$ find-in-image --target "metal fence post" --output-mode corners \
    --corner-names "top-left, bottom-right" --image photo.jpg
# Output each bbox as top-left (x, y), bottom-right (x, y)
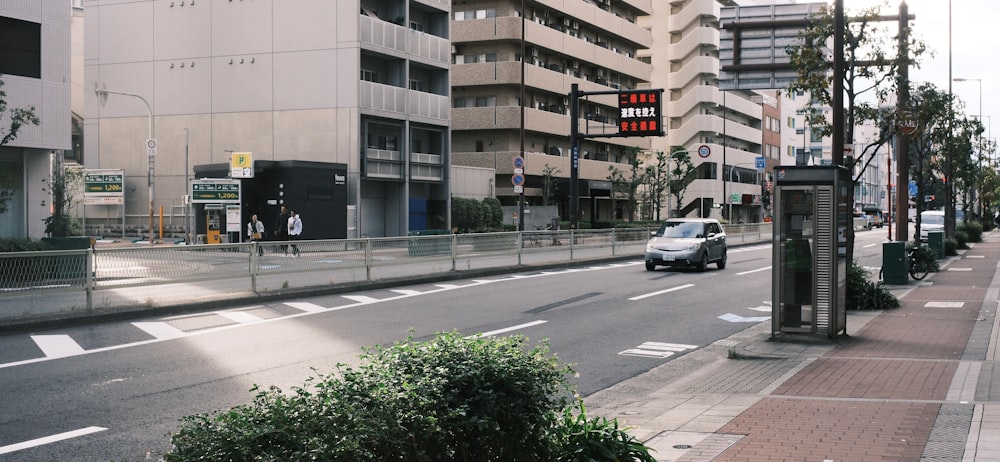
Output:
top-left (249, 243), bottom-right (258, 293)
top-left (611, 228), bottom-right (617, 256)
top-left (86, 247), bottom-right (94, 312)
top-left (451, 234), bottom-right (457, 271)
top-left (570, 230), bottom-right (575, 260)
top-left (517, 231), bottom-right (523, 265)
top-left (365, 238), bottom-right (372, 281)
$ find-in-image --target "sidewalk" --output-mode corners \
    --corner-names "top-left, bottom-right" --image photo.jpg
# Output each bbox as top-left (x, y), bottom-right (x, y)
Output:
top-left (585, 230), bottom-right (1000, 461)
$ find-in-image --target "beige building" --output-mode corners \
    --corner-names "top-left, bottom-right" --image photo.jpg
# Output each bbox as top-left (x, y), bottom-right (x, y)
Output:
top-left (639, 0), bottom-right (768, 224)
top-left (0, 1), bottom-right (73, 239)
top-left (450, 0), bottom-right (654, 227)
top-left (84, 0), bottom-right (451, 239)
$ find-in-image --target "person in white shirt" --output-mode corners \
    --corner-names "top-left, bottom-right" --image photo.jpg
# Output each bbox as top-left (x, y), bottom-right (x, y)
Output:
top-left (247, 214), bottom-right (265, 256)
top-left (287, 210), bottom-right (302, 256)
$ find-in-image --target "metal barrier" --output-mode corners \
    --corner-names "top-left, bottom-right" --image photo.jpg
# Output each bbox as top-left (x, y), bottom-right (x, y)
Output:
top-left (0, 224), bottom-right (771, 325)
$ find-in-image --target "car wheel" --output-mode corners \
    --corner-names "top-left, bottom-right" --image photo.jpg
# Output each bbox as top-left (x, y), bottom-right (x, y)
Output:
top-left (698, 252), bottom-right (709, 272)
top-left (645, 262), bottom-right (656, 271)
top-left (717, 250), bottom-right (727, 269)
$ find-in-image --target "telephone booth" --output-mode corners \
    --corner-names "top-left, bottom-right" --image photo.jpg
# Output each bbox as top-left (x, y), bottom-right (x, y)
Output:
top-left (771, 166), bottom-right (848, 338)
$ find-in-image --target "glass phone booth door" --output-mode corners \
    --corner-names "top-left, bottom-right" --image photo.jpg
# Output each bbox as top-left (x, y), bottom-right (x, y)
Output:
top-left (777, 187), bottom-right (815, 332)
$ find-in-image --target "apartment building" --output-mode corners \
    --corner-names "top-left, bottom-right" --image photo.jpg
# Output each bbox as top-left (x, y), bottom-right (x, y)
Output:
top-left (84, 0), bottom-right (450, 239)
top-left (450, 0), bottom-right (654, 227)
top-left (639, 0), bottom-right (768, 224)
top-left (0, 1), bottom-right (72, 239)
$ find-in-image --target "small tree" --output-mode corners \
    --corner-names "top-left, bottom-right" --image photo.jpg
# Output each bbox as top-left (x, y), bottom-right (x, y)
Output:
top-left (44, 160), bottom-right (83, 237)
top-left (541, 163), bottom-right (561, 207)
top-left (666, 147), bottom-right (697, 218)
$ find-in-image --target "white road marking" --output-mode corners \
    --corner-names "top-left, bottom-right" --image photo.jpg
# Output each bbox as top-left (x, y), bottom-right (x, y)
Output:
top-left (342, 295), bottom-right (380, 303)
top-left (748, 305), bottom-right (771, 312)
top-left (0, 426), bottom-right (108, 455)
top-left (390, 289), bottom-right (423, 296)
top-left (719, 313), bottom-right (771, 323)
top-left (966, 255), bottom-right (985, 259)
top-left (31, 335), bottom-right (85, 358)
top-left (284, 302), bottom-right (327, 313)
top-left (737, 266), bottom-right (771, 276)
top-left (434, 284), bottom-right (460, 289)
top-left (215, 310), bottom-right (264, 324)
top-left (470, 320), bottom-right (548, 338)
top-left (948, 268), bottom-right (974, 272)
top-left (863, 243), bottom-right (877, 248)
top-left (619, 342), bottom-right (699, 358)
top-left (629, 283), bottom-right (694, 301)
top-left (133, 322), bottom-right (186, 339)
top-left (925, 301), bottom-right (965, 308)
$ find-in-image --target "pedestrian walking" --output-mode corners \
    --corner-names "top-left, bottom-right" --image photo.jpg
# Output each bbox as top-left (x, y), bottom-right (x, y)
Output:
top-left (275, 206), bottom-right (290, 255)
top-left (288, 209), bottom-right (302, 257)
top-left (247, 214), bottom-right (266, 256)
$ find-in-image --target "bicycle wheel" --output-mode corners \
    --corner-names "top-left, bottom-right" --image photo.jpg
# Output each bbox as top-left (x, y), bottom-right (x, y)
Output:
top-left (909, 259), bottom-right (929, 280)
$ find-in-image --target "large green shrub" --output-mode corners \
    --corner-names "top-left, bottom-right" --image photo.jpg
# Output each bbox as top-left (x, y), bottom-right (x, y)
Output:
top-left (847, 261), bottom-right (899, 310)
top-left (958, 221), bottom-right (983, 243)
top-left (165, 332), bottom-right (655, 462)
top-left (451, 197), bottom-right (505, 233)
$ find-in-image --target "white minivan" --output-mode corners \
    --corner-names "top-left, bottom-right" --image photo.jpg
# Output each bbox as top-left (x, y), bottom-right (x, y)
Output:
top-left (919, 210), bottom-right (945, 242)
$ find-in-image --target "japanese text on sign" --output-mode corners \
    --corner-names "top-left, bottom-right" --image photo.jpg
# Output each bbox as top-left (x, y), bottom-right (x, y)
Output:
top-left (618, 90), bottom-right (663, 137)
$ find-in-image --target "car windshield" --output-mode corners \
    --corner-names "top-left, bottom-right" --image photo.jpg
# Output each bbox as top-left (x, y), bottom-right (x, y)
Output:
top-left (658, 222), bottom-right (703, 238)
top-left (922, 214), bottom-right (945, 225)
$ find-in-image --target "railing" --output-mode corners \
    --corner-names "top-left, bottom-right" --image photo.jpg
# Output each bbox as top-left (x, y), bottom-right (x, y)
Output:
top-left (0, 225), bottom-right (771, 326)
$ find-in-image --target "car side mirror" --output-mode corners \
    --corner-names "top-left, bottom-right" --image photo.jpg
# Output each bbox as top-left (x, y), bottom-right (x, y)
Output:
top-left (706, 232), bottom-right (716, 238)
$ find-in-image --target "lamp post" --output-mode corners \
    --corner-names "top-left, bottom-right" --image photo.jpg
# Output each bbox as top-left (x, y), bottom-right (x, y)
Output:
top-left (954, 77), bottom-right (982, 219)
top-left (95, 86), bottom-right (155, 244)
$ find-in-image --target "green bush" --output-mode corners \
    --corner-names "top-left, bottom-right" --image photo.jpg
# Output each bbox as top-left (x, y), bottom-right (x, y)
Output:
top-left (908, 241), bottom-right (941, 272)
top-left (958, 221), bottom-right (983, 243)
top-left (956, 230), bottom-right (969, 249)
top-left (945, 237), bottom-right (959, 256)
top-left (165, 332), bottom-right (654, 462)
top-left (452, 197), bottom-right (505, 233)
top-left (846, 261), bottom-right (899, 310)
top-left (0, 238), bottom-right (53, 252)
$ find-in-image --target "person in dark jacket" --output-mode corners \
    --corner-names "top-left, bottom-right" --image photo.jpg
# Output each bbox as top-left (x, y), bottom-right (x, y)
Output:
top-left (275, 206), bottom-right (290, 255)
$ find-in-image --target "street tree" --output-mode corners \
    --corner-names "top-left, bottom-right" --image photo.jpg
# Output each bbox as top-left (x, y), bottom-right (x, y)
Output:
top-left (785, 1), bottom-right (926, 300)
top-left (666, 147), bottom-right (697, 219)
top-left (0, 77), bottom-right (41, 214)
top-left (541, 163), bottom-right (560, 207)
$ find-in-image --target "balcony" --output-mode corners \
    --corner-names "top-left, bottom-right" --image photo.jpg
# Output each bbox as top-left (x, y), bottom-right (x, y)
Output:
top-left (410, 152), bottom-right (443, 182)
top-left (366, 148), bottom-right (403, 179)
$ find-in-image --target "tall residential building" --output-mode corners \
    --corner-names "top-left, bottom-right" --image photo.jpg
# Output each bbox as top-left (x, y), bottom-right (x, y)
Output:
top-left (450, 0), bottom-right (654, 226)
top-left (639, 0), bottom-right (768, 224)
top-left (0, 1), bottom-right (72, 239)
top-left (84, 0), bottom-right (451, 239)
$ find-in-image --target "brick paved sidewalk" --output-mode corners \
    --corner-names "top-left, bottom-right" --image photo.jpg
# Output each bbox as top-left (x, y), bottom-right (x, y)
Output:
top-left (717, 237), bottom-right (999, 461)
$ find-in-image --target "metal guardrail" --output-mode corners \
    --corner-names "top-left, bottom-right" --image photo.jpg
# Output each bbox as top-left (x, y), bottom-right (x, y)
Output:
top-left (0, 224), bottom-right (771, 325)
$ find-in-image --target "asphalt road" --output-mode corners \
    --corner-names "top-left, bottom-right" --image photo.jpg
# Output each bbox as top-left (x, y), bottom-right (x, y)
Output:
top-left (0, 228), bottom-right (891, 461)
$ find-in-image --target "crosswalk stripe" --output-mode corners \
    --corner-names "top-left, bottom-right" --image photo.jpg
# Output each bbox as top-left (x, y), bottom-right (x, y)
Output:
top-left (343, 295), bottom-right (380, 303)
top-left (215, 311), bottom-right (264, 324)
top-left (390, 289), bottom-right (422, 296)
top-left (133, 322), bottom-right (186, 340)
top-left (284, 302), bottom-right (327, 312)
top-left (31, 335), bottom-right (85, 358)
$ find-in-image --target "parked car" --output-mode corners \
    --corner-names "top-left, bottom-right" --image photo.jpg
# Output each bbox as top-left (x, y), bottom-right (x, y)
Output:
top-left (871, 213), bottom-right (884, 228)
top-left (919, 210), bottom-right (945, 241)
top-left (645, 218), bottom-right (727, 271)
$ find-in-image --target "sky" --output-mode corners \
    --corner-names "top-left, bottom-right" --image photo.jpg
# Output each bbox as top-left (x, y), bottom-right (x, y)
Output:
top-left (845, 0), bottom-right (1000, 141)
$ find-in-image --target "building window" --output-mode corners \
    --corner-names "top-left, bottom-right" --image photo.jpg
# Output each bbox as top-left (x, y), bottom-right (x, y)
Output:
top-left (453, 97), bottom-right (467, 108)
top-left (0, 16), bottom-right (41, 79)
top-left (410, 80), bottom-right (424, 91)
top-left (475, 96), bottom-right (496, 107)
top-left (360, 69), bottom-right (378, 82)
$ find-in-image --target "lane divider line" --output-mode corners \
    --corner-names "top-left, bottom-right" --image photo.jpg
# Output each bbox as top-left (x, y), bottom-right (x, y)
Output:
top-left (629, 284), bottom-right (694, 301)
top-left (469, 320), bottom-right (548, 338)
top-left (0, 426), bottom-right (108, 455)
top-left (737, 266), bottom-right (772, 276)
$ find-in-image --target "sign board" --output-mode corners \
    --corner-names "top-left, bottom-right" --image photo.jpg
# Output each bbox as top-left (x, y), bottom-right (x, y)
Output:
top-left (192, 179), bottom-right (241, 204)
top-left (146, 139), bottom-right (157, 156)
top-left (618, 90), bottom-right (664, 136)
top-left (230, 151), bottom-right (254, 178)
top-left (226, 205), bottom-right (242, 233)
top-left (84, 169), bottom-right (125, 196)
top-left (755, 156), bottom-right (766, 169)
top-left (718, 3), bottom-right (826, 90)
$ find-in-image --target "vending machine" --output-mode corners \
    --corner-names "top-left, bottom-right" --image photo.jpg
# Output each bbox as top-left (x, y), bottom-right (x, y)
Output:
top-left (771, 166), bottom-right (849, 338)
top-left (205, 205), bottom-right (223, 244)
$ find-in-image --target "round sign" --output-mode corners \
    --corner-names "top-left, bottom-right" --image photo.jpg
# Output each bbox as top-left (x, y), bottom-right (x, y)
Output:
top-left (513, 156), bottom-right (525, 169)
top-left (511, 174), bottom-right (525, 187)
top-left (698, 145), bottom-right (711, 158)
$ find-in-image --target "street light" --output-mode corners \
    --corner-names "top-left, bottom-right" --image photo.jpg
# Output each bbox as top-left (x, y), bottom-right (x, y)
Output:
top-left (95, 85), bottom-right (155, 244)
top-left (954, 77), bottom-right (982, 218)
